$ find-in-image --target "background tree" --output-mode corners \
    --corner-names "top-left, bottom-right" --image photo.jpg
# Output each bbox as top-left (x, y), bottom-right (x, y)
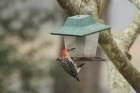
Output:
top-left (0, 0), bottom-right (61, 93)
top-left (56, 0), bottom-right (140, 92)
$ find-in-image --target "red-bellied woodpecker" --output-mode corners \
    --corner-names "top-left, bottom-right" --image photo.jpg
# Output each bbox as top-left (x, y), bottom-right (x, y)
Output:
top-left (61, 48), bottom-right (85, 81)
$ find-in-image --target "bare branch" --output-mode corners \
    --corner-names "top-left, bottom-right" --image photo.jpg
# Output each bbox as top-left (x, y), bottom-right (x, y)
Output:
top-left (119, 11), bottom-right (140, 51)
top-left (114, 36), bottom-right (132, 61)
top-left (129, 0), bottom-right (140, 9)
top-left (97, 0), bottom-right (107, 15)
top-left (97, 46), bottom-right (130, 92)
top-left (99, 31), bottom-right (140, 92)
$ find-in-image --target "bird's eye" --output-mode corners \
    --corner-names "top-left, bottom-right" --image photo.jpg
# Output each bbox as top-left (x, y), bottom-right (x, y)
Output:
top-left (67, 49), bottom-right (70, 51)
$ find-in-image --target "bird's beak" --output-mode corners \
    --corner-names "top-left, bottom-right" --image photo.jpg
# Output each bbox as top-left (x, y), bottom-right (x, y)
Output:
top-left (70, 48), bottom-right (75, 51)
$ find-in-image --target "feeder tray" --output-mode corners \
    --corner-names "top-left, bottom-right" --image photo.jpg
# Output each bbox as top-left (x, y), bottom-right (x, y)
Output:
top-left (56, 57), bottom-right (105, 61)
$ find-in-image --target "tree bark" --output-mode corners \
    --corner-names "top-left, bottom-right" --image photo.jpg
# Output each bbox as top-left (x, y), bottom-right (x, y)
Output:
top-left (57, 0), bottom-right (140, 92)
top-left (118, 12), bottom-right (140, 52)
top-left (99, 29), bottom-right (140, 93)
top-left (129, 0), bottom-right (140, 9)
top-left (97, 0), bottom-right (107, 15)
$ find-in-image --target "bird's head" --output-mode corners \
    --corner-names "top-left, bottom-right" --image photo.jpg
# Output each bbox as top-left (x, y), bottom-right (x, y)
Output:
top-left (62, 48), bottom-right (75, 59)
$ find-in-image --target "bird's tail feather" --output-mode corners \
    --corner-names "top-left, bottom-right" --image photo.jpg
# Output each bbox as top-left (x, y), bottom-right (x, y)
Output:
top-left (78, 63), bottom-right (85, 68)
top-left (76, 63), bottom-right (85, 73)
top-left (76, 77), bottom-right (80, 81)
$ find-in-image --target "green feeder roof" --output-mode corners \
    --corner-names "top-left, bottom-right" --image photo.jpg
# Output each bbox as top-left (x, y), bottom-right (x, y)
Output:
top-left (50, 15), bottom-right (111, 36)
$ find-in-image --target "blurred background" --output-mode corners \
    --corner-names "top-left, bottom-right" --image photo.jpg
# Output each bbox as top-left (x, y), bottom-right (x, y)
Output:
top-left (0, 0), bottom-right (139, 93)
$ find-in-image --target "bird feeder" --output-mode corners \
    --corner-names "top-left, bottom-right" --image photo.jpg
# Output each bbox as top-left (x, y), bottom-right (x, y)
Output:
top-left (50, 15), bottom-right (111, 61)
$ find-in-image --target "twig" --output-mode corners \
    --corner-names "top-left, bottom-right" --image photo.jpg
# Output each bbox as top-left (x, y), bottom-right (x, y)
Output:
top-left (119, 11), bottom-right (140, 52)
top-left (129, 0), bottom-right (140, 9)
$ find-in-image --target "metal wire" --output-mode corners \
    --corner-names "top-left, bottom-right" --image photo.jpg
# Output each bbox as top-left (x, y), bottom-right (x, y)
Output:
top-left (78, 0), bottom-right (84, 17)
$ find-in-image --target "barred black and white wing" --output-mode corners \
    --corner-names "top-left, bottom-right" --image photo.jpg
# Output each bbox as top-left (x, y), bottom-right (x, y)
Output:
top-left (61, 58), bottom-right (80, 81)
